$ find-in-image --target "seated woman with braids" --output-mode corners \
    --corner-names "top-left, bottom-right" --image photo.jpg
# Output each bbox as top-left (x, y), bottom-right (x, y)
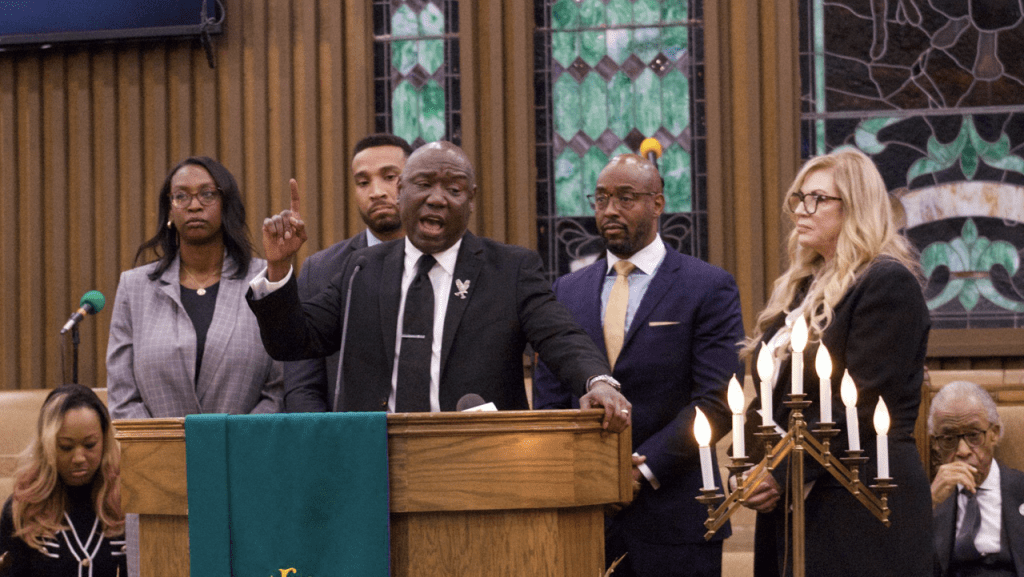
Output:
top-left (0, 384), bottom-right (126, 577)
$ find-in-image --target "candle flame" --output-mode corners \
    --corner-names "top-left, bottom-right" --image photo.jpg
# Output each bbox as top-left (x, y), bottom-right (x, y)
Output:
top-left (840, 369), bottom-right (857, 407)
top-left (756, 343), bottom-right (774, 384)
top-left (694, 407), bottom-right (712, 447)
top-left (728, 375), bottom-right (744, 414)
top-left (874, 397), bottom-right (890, 435)
top-left (791, 315), bottom-right (808, 352)
top-left (815, 344), bottom-right (832, 379)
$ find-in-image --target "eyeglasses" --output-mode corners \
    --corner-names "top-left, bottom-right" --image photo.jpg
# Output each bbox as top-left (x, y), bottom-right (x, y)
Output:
top-left (587, 192), bottom-right (657, 211)
top-left (933, 427), bottom-right (993, 452)
top-left (169, 188), bottom-right (221, 209)
top-left (787, 191), bottom-right (842, 215)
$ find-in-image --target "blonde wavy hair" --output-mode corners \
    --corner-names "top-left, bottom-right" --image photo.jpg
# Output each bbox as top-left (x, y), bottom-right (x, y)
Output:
top-left (741, 148), bottom-right (921, 358)
top-left (10, 384), bottom-right (124, 552)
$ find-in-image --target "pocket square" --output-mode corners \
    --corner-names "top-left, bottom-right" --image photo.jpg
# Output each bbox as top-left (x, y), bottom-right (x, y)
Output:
top-left (648, 321), bottom-right (679, 327)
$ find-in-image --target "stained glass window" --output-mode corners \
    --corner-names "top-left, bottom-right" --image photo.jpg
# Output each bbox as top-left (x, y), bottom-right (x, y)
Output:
top-left (373, 0), bottom-right (461, 146)
top-left (535, 0), bottom-right (706, 279)
top-left (800, 0), bottom-right (1024, 329)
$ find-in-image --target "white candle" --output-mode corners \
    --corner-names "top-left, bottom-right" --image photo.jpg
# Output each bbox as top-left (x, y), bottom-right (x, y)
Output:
top-left (816, 344), bottom-right (833, 423)
top-left (841, 370), bottom-right (860, 451)
top-left (757, 344), bottom-right (775, 426)
top-left (874, 398), bottom-right (890, 479)
top-left (728, 375), bottom-right (745, 459)
top-left (790, 316), bottom-right (808, 395)
top-left (694, 408), bottom-right (716, 490)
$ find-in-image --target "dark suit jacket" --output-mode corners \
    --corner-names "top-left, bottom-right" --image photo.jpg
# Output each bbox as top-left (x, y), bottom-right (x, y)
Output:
top-left (533, 245), bottom-right (745, 552)
top-left (283, 230), bottom-right (369, 412)
top-left (749, 258), bottom-right (933, 577)
top-left (933, 463), bottom-right (1024, 577)
top-left (248, 231), bottom-right (610, 411)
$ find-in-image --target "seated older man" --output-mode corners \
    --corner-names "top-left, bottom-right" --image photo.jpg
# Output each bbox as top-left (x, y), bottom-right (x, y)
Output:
top-left (930, 380), bottom-right (1024, 577)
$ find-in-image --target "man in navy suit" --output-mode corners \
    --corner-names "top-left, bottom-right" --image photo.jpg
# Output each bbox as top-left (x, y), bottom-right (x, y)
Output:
top-left (533, 154), bottom-right (745, 576)
top-left (284, 133), bottom-right (413, 412)
top-left (930, 380), bottom-right (1024, 576)
top-left (249, 141), bottom-right (631, 431)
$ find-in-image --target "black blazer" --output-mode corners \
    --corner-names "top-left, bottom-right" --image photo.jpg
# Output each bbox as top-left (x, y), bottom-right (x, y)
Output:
top-left (749, 258), bottom-right (933, 577)
top-left (283, 230), bottom-right (369, 412)
top-left (248, 232), bottom-right (610, 411)
top-left (933, 463), bottom-right (1024, 577)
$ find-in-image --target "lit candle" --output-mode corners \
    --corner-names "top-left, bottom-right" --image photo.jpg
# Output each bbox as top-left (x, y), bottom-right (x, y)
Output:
top-left (816, 344), bottom-right (833, 423)
top-left (694, 407), bottom-right (716, 490)
top-left (841, 370), bottom-right (860, 451)
top-left (757, 343), bottom-right (775, 426)
top-left (790, 315), bottom-right (808, 395)
top-left (728, 375), bottom-right (745, 459)
top-left (874, 398), bottom-right (890, 479)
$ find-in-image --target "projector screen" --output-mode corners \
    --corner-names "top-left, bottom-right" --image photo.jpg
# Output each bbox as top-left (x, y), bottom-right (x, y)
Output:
top-left (0, 0), bottom-right (221, 48)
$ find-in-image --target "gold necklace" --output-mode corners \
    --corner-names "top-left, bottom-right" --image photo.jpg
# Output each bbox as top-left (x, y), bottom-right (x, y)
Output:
top-left (182, 265), bottom-right (221, 296)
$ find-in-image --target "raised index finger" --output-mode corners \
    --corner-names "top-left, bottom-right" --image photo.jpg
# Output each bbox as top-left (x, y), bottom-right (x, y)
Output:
top-left (289, 178), bottom-right (301, 214)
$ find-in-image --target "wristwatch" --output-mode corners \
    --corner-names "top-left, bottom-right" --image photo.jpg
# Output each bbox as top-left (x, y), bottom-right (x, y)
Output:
top-left (586, 374), bottom-right (622, 393)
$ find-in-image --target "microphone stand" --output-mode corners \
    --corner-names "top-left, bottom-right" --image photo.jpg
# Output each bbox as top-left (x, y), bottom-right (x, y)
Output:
top-left (71, 325), bottom-right (80, 384)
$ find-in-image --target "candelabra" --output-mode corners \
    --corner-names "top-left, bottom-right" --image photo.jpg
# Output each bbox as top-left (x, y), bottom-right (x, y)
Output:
top-left (696, 393), bottom-right (895, 577)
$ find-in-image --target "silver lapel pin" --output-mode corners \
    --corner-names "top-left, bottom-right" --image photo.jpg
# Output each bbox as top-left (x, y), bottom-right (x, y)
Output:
top-left (454, 279), bottom-right (470, 299)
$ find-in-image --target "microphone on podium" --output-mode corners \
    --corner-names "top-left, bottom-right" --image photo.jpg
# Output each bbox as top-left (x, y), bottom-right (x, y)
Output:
top-left (60, 290), bottom-right (106, 334)
top-left (332, 256), bottom-right (368, 412)
top-left (456, 394), bottom-right (497, 412)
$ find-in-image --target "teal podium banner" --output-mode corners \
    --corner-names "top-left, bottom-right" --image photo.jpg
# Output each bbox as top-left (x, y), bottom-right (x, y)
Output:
top-left (185, 412), bottom-right (389, 577)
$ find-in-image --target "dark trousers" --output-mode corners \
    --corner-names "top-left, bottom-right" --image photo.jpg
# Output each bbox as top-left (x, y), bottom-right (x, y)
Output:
top-left (606, 518), bottom-right (724, 577)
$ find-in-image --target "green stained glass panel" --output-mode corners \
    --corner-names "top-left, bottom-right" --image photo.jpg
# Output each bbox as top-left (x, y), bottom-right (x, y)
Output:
top-left (392, 40), bottom-right (417, 75)
top-left (633, 0), bottom-right (660, 24)
top-left (582, 148), bottom-right (610, 212)
top-left (419, 80), bottom-right (446, 142)
top-left (419, 39), bottom-right (444, 75)
top-left (662, 0), bottom-right (687, 22)
top-left (607, 29), bottom-right (632, 64)
top-left (607, 72), bottom-right (633, 138)
top-left (392, 81), bottom-right (419, 144)
top-left (634, 69), bottom-right (662, 137)
top-left (662, 70), bottom-right (689, 136)
top-left (579, 0), bottom-right (606, 66)
top-left (555, 150), bottom-right (586, 216)
top-left (420, 3), bottom-right (444, 34)
top-left (552, 32), bottom-right (580, 68)
top-left (633, 27), bottom-right (660, 63)
top-left (551, 0), bottom-right (580, 29)
top-left (581, 74), bottom-right (609, 139)
top-left (554, 75), bottom-right (582, 140)
top-left (607, 0), bottom-right (632, 25)
top-left (662, 26), bottom-right (688, 60)
top-left (391, 5), bottom-right (418, 36)
top-left (661, 144), bottom-right (692, 212)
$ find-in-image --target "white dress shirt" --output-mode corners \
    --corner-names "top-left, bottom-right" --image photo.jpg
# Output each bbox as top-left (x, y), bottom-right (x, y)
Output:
top-left (387, 238), bottom-right (461, 412)
top-left (249, 237), bottom-right (462, 413)
top-left (958, 458), bottom-right (1002, 556)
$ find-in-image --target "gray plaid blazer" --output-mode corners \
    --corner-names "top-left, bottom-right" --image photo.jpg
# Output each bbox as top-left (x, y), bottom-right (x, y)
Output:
top-left (106, 254), bottom-right (283, 418)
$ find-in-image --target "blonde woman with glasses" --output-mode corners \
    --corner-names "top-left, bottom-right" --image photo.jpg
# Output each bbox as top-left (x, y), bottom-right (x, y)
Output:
top-left (739, 149), bottom-right (932, 576)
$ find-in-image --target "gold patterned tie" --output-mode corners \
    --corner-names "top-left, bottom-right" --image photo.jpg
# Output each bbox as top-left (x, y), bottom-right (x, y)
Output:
top-left (604, 260), bottom-right (635, 370)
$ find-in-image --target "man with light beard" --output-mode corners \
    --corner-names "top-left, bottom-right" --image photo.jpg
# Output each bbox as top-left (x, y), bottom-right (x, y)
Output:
top-left (533, 154), bottom-right (745, 577)
top-left (283, 133), bottom-right (413, 412)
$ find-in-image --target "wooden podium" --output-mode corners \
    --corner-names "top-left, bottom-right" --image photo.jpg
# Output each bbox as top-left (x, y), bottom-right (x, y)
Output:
top-left (115, 409), bottom-right (632, 577)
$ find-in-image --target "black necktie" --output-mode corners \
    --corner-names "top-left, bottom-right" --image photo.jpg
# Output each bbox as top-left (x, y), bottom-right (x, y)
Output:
top-left (954, 488), bottom-right (982, 562)
top-left (396, 254), bottom-right (436, 412)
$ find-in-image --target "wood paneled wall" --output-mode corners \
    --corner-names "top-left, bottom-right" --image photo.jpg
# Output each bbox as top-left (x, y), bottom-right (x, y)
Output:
top-left (0, 0), bottom-right (378, 391)
top-left (0, 0), bottom-right (1013, 392)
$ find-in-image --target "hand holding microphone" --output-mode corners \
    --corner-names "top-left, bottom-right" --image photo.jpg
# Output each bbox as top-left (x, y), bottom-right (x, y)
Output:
top-left (61, 290), bottom-right (106, 334)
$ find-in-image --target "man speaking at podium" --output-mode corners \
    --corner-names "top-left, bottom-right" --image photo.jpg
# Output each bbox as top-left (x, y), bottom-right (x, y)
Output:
top-left (533, 154), bottom-right (745, 576)
top-left (247, 141), bottom-right (631, 431)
